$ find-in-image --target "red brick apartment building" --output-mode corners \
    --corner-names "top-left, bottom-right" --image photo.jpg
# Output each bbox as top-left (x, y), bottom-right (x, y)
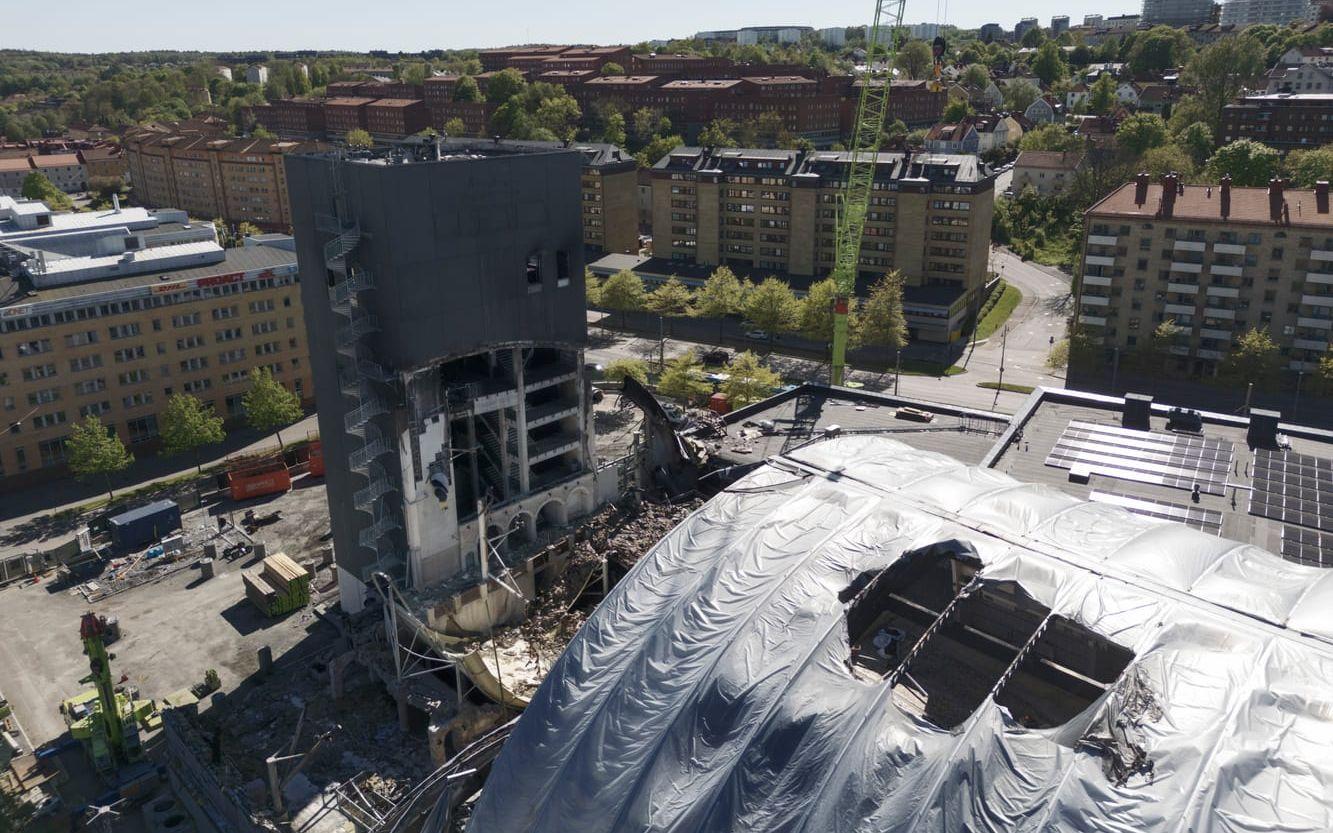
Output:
top-left (365, 99), bottom-right (430, 136)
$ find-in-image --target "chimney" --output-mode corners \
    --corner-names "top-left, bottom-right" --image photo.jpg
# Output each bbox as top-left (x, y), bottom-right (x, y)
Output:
top-left (1133, 171), bottom-right (1150, 206)
top-left (1158, 172), bottom-right (1177, 218)
top-left (1269, 177), bottom-right (1285, 223)
top-left (1316, 180), bottom-right (1329, 215)
top-left (1220, 174), bottom-right (1231, 219)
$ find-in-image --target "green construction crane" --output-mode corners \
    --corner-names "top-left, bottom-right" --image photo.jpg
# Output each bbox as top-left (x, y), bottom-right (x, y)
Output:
top-left (830, 0), bottom-right (909, 387)
top-left (76, 612), bottom-right (142, 773)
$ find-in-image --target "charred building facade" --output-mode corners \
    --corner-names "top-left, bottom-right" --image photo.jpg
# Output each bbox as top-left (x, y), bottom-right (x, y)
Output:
top-left (287, 143), bottom-right (596, 613)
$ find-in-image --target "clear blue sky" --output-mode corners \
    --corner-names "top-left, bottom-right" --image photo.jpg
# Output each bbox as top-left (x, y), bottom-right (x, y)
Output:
top-left (9, 0), bottom-right (1142, 54)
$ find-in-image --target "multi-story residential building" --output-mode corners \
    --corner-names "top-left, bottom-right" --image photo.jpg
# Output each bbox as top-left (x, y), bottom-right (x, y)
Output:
top-left (77, 146), bottom-right (128, 185)
top-left (649, 147), bottom-right (994, 344)
top-left (979, 23), bottom-right (1007, 41)
top-left (365, 99), bottom-right (430, 137)
top-left (1220, 94), bottom-right (1333, 150)
top-left (0, 158), bottom-right (32, 197)
top-left (1012, 150), bottom-right (1085, 196)
top-left (1221, 0), bottom-right (1316, 24)
top-left (325, 97), bottom-right (375, 134)
top-left (1142, 0), bottom-right (1216, 25)
top-left (836, 79), bottom-right (946, 128)
top-left (285, 141), bottom-right (599, 613)
top-left (1076, 174), bottom-right (1333, 376)
top-left (123, 124), bottom-right (323, 231)
top-left (736, 26), bottom-right (813, 45)
top-left (257, 97), bottom-right (327, 135)
top-left (1051, 15), bottom-right (1071, 34)
top-left (1266, 60), bottom-right (1333, 93)
top-left (908, 22), bottom-right (942, 38)
top-left (0, 196), bottom-right (311, 490)
top-left (1014, 18), bottom-right (1041, 40)
top-left (818, 27), bottom-right (848, 47)
top-left (30, 154), bottom-right (86, 193)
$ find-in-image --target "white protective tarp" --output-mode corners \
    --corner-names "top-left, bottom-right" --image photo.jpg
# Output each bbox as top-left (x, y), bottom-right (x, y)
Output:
top-left (467, 436), bottom-right (1333, 833)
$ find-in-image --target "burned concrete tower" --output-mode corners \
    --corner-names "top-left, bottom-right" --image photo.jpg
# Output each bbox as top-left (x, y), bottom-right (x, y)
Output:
top-left (287, 144), bottom-right (594, 613)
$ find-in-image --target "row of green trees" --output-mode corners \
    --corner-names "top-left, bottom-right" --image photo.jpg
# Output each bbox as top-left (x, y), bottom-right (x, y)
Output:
top-left (64, 367), bottom-right (303, 498)
top-left (604, 349), bottom-right (783, 408)
top-left (1058, 320), bottom-right (1333, 394)
top-left (587, 266), bottom-right (909, 351)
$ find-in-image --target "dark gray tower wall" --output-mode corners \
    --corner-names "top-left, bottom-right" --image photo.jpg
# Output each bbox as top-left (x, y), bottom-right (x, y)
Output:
top-left (285, 149), bottom-right (588, 589)
top-left (289, 151), bottom-right (587, 370)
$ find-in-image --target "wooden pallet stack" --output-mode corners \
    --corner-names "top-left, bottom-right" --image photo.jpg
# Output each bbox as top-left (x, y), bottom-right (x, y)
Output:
top-left (243, 552), bottom-right (311, 617)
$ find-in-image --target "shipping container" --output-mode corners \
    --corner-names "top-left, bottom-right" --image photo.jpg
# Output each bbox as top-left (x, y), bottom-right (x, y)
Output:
top-left (227, 466), bottom-right (292, 501)
top-left (307, 440), bottom-right (325, 477)
top-left (108, 500), bottom-right (181, 550)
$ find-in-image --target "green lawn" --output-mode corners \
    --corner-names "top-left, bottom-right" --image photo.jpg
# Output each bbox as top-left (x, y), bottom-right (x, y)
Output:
top-left (974, 283), bottom-right (1024, 341)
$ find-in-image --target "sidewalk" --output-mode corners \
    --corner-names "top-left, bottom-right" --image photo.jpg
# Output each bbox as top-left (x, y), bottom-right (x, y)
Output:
top-left (0, 413), bottom-right (320, 556)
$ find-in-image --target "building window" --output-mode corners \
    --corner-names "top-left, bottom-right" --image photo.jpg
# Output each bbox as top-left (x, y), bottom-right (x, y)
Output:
top-left (526, 252), bottom-right (543, 289)
top-left (32, 411), bottom-right (67, 429)
top-left (108, 323), bottom-right (141, 340)
top-left (127, 415), bottom-right (159, 443)
top-left (39, 438), bottom-right (67, 467)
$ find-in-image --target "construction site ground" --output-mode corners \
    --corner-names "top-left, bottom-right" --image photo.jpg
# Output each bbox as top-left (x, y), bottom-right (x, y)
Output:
top-left (0, 475), bottom-right (344, 831)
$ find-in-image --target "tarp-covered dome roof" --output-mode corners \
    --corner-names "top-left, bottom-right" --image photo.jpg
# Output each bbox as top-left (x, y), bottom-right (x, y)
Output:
top-left (468, 436), bottom-right (1333, 833)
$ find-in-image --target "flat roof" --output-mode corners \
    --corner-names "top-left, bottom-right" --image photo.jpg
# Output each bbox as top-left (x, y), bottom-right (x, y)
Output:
top-left (989, 388), bottom-right (1333, 556)
top-left (0, 244), bottom-right (297, 309)
top-left (0, 157), bottom-right (31, 172)
top-left (1089, 182), bottom-right (1333, 228)
top-left (31, 153), bottom-right (80, 167)
top-left (711, 385), bottom-right (1010, 468)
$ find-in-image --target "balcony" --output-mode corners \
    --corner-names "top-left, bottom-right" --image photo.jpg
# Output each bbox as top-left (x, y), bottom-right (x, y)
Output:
top-left (1170, 262), bottom-right (1203, 274)
top-left (1081, 294), bottom-right (1110, 306)
top-left (1297, 317), bottom-right (1332, 330)
top-left (1306, 271), bottom-right (1333, 286)
top-left (1301, 295), bottom-right (1333, 308)
top-left (1169, 345), bottom-right (1191, 356)
top-left (1200, 328), bottom-right (1232, 340)
top-left (1174, 240), bottom-right (1206, 252)
top-left (1078, 314), bottom-right (1107, 326)
top-left (1088, 234), bottom-right (1117, 246)
top-left (1196, 348), bottom-right (1224, 360)
top-left (1167, 282), bottom-right (1199, 294)
top-left (1290, 360), bottom-right (1319, 372)
top-left (1294, 337), bottom-right (1329, 351)
top-left (1213, 242), bottom-right (1245, 255)
top-left (1311, 249), bottom-right (1333, 262)
top-left (1164, 303), bottom-right (1196, 316)
top-left (1204, 307), bottom-right (1236, 319)
top-left (1210, 264), bottom-right (1243, 277)
top-left (1085, 255), bottom-right (1116, 267)
top-left (1083, 274), bottom-right (1112, 287)
top-left (1206, 285), bottom-right (1240, 298)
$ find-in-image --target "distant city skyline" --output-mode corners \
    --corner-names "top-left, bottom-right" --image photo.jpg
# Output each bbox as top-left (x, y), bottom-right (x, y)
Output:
top-left (11, 0), bottom-right (1145, 54)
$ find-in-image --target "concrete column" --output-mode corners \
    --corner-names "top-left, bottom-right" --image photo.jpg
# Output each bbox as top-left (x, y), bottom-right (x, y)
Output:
top-left (513, 348), bottom-right (531, 495)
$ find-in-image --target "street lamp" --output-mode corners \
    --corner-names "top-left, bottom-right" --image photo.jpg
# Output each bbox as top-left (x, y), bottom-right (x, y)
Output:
top-left (895, 348), bottom-right (902, 395)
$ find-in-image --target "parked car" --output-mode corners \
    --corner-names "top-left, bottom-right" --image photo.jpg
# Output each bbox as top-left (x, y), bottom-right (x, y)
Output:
top-left (745, 329), bottom-right (770, 341)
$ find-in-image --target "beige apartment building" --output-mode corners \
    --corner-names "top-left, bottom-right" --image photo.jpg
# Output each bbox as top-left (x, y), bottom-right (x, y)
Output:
top-left (124, 123), bottom-right (325, 231)
top-left (1078, 174), bottom-right (1333, 375)
top-left (648, 147), bottom-right (994, 343)
top-left (0, 196), bottom-right (312, 490)
top-left (577, 144), bottom-right (639, 255)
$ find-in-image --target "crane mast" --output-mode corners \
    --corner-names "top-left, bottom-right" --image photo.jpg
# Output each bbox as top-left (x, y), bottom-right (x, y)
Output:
top-left (830, 0), bottom-right (908, 387)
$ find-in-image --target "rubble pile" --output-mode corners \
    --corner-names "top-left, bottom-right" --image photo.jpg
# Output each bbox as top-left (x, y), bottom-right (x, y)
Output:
top-left (497, 497), bottom-right (703, 664)
top-left (198, 641), bottom-right (434, 809)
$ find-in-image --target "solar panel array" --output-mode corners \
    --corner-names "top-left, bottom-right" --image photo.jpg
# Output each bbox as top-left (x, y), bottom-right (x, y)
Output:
top-left (1046, 421), bottom-right (1235, 496)
top-left (1250, 450), bottom-right (1333, 533)
top-left (1281, 526), bottom-right (1333, 568)
top-left (1089, 490), bottom-right (1223, 535)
